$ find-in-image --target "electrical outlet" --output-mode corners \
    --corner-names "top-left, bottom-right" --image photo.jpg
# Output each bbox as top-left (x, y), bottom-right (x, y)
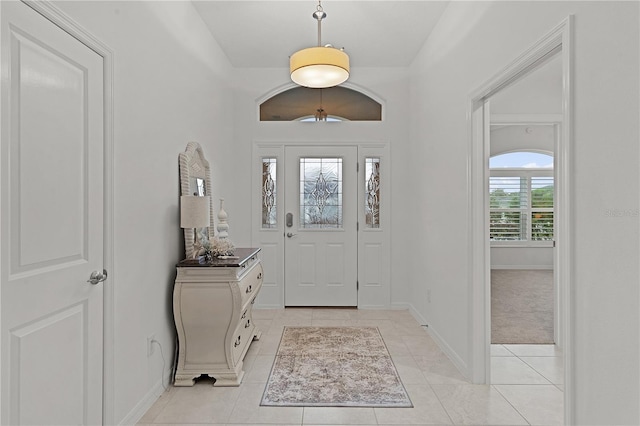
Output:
top-left (427, 289), bottom-right (431, 303)
top-left (147, 334), bottom-right (155, 357)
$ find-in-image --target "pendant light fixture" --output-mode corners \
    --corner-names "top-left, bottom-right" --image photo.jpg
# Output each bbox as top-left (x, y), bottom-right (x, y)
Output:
top-left (290, 1), bottom-right (349, 89)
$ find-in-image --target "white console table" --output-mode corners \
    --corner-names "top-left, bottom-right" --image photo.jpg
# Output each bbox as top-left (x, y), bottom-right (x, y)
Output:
top-left (173, 248), bottom-right (262, 386)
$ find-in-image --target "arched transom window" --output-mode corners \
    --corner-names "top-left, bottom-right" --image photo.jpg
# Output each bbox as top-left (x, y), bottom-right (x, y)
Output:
top-left (259, 86), bottom-right (382, 121)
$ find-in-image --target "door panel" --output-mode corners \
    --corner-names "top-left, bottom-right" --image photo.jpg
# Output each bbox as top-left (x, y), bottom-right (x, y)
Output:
top-left (1, 2), bottom-right (104, 424)
top-left (10, 27), bottom-right (89, 273)
top-left (11, 306), bottom-right (86, 425)
top-left (284, 146), bottom-right (357, 306)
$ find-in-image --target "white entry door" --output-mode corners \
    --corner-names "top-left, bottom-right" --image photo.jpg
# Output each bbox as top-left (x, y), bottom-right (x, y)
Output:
top-left (1, 2), bottom-right (105, 424)
top-left (284, 146), bottom-right (358, 306)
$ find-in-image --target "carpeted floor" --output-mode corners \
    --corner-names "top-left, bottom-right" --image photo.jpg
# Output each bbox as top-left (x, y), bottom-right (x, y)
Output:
top-left (491, 269), bottom-right (554, 344)
top-left (261, 326), bottom-right (413, 408)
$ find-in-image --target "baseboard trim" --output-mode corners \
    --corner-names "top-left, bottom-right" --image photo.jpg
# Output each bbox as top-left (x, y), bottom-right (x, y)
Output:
top-left (118, 370), bottom-right (172, 426)
top-left (400, 303), bottom-right (470, 381)
top-left (491, 265), bottom-right (553, 270)
top-left (359, 304), bottom-right (391, 310)
top-left (253, 303), bottom-right (283, 309)
top-left (426, 323), bottom-right (470, 380)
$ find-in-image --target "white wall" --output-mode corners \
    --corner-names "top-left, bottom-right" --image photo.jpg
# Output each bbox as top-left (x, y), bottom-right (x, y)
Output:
top-left (490, 124), bottom-right (555, 156)
top-left (229, 67), bottom-right (414, 309)
top-left (490, 52), bottom-right (563, 115)
top-left (491, 247), bottom-right (553, 270)
top-left (52, 1), bottom-right (234, 423)
top-left (409, 1), bottom-right (639, 424)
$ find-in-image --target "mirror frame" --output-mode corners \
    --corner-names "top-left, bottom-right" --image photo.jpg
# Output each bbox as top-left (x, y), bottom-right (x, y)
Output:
top-left (179, 142), bottom-right (215, 259)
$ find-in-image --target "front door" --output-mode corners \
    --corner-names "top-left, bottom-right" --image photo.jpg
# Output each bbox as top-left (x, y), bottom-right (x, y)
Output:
top-left (1, 2), bottom-right (105, 424)
top-left (284, 146), bottom-right (358, 306)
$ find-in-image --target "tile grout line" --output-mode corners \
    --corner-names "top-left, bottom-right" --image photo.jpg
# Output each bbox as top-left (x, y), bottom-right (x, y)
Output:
top-left (427, 382), bottom-right (456, 426)
top-left (492, 384), bottom-right (533, 426)
top-left (518, 356), bottom-right (562, 386)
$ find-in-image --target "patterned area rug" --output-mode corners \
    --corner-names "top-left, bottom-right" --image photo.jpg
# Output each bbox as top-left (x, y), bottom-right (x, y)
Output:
top-left (261, 326), bottom-right (412, 407)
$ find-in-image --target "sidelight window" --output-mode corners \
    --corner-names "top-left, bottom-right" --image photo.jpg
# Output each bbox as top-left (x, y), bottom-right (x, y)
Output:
top-left (365, 158), bottom-right (380, 228)
top-left (261, 158), bottom-right (277, 228)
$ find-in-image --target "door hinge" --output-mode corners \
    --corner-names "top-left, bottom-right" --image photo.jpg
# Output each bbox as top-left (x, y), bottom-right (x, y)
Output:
top-left (357, 221), bottom-right (359, 231)
top-left (357, 281), bottom-right (359, 291)
top-left (357, 161), bottom-right (359, 172)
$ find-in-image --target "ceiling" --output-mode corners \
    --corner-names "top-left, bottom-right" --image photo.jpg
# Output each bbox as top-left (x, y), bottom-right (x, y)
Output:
top-left (192, 1), bottom-right (451, 68)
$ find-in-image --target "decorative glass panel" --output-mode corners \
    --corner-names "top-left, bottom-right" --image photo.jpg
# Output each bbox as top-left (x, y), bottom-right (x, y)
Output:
top-left (261, 158), bottom-right (277, 228)
top-left (299, 158), bottom-right (342, 228)
top-left (365, 158), bottom-right (380, 228)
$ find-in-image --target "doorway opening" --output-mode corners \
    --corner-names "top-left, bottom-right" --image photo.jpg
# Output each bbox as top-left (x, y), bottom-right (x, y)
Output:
top-left (489, 147), bottom-right (556, 345)
top-left (468, 16), bottom-right (573, 424)
top-left (283, 146), bottom-right (358, 307)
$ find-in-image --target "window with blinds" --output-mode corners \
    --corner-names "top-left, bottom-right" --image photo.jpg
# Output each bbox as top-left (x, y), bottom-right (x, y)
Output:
top-left (489, 172), bottom-right (554, 243)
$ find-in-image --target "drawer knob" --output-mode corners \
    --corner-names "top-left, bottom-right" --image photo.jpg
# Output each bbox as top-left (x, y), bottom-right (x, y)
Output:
top-left (234, 336), bottom-right (241, 347)
top-left (246, 285), bottom-right (252, 294)
top-left (257, 272), bottom-right (262, 280)
top-left (241, 311), bottom-right (247, 320)
top-left (245, 319), bottom-right (251, 328)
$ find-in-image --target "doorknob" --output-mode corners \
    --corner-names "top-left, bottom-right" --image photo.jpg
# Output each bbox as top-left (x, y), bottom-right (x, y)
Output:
top-left (286, 232), bottom-right (297, 238)
top-left (87, 269), bottom-right (108, 285)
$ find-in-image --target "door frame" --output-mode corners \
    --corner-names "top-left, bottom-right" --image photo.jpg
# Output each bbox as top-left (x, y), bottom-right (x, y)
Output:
top-left (0, 1), bottom-right (115, 423)
top-left (251, 141), bottom-right (391, 310)
top-left (467, 15), bottom-right (573, 424)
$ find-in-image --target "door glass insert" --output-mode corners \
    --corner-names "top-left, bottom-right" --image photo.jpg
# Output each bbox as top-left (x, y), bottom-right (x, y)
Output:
top-left (365, 158), bottom-right (380, 228)
top-left (262, 158), bottom-right (277, 228)
top-left (299, 158), bottom-right (343, 228)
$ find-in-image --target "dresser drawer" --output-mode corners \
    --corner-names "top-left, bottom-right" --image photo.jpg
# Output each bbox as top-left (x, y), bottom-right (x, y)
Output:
top-left (239, 262), bottom-right (263, 305)
top-left (231, 315), bottom-right (256, 365)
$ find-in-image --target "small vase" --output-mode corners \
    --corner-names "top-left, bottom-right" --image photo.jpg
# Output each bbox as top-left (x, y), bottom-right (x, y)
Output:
top-left (217, 198), bottom-right (229, 239)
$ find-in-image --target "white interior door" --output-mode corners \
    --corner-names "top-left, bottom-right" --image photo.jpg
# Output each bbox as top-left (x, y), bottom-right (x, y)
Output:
top-left (0, 2), bottom-right (105, 424)
top-left (284, 146), bottom-right (358, 306)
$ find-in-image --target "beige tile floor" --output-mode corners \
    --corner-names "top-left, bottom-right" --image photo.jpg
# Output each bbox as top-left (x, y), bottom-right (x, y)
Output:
top-left (138, 308), bottom-right (564, 425)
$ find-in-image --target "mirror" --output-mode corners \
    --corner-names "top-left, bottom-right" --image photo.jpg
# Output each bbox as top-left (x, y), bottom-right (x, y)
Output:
top-left (179, 142), bottom-right (214, 259)
top-left (194, 178), bottom-right (206, 197)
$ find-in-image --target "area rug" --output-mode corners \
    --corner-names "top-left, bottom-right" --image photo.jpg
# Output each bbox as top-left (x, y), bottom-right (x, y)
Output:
top-left (491, 269), bottom-right (554, 344)
top-left (261, 326), bottom-right (412, 407)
